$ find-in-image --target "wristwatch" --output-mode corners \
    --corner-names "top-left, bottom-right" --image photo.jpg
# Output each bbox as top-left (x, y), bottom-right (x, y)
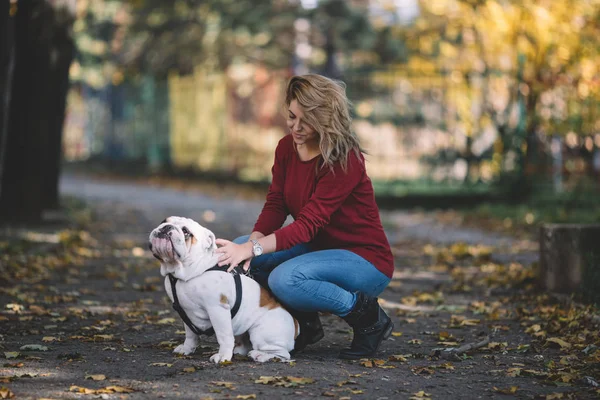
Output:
top-left (250, 239), bottom-right (263, 256)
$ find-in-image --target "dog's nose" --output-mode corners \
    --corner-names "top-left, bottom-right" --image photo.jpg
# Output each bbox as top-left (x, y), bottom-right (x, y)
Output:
top-left (157, 224), bottom-right (175, 238)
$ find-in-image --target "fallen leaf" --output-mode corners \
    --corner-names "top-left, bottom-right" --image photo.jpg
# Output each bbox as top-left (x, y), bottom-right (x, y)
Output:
top-left (4, 353), bottom-right (19, 359)
top-left (92, 334), bottom-right (114, 341)
top-left (409, 390), bottom-right (431, 399)
top-left (255, 376), bottom-right (279, 384)
top-left (391, 332), bottom-right (403, 337)
top-left (157, 318), bottom-right (176, 325)
top-left (546, 338), bottom-right (572, 350)
top-left (236, 395), bottom-right (256, 400)
top-left (149, 363), bottom-right (173, 367)
top-left (254, 376), bottom-right (315, 387)
top-left (85, 374), bottom-right (106, 381)
top-left (212, 381), bottom-right (235, 389)
top-left (42, 337), bottom-right (59, 343)
top-left (360, 360), bottom-right (373, 368)
top-left (183, 367), bottom-right (196, 373)
top-left (388, 355), bottom-right (409, 362)
top-left (19, 345), bottom-right (48, 352)
top-left (412, 367), bottom-right (435, 375)
top-left (0, 386), bottom-right (14, 399)
top-left (3, 363), bottom-right (23, 368)
top-left (493, 386), bottom-right (518, 394)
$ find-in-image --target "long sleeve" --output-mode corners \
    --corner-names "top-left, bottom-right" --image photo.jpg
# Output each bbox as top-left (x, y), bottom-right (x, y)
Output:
top-left (274, 152), bottom-right (364, 251)
top-left (252, 141), bottom-right (289, 236)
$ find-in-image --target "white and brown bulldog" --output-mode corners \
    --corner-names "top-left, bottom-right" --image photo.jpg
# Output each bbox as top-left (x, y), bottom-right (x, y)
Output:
top-left (149, 216), bottom-right (298, 363)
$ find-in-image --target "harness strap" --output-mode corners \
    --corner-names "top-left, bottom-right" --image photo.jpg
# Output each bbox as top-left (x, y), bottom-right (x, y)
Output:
top-left (168, 265), bottom-right (243, 337)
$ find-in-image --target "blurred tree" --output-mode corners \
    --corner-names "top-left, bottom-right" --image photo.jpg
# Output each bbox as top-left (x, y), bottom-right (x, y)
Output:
top-left (0, 0), bottom-right (75, 222)
top-left (120, 0), bottom-right (299, 76)
top-left (398, 0), bottom-right (600, 194)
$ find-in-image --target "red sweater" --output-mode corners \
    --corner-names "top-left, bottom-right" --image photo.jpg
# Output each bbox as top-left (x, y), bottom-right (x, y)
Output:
top-left (253, 134), bottom-right (394, 278)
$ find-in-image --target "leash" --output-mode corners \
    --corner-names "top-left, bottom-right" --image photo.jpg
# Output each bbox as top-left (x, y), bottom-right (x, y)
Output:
top-left (167, 265), bottom-right (243, 336)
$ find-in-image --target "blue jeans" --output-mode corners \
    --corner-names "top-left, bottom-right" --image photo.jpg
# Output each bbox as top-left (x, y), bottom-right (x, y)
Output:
top-left (233, 235), bottom-right (391, 316)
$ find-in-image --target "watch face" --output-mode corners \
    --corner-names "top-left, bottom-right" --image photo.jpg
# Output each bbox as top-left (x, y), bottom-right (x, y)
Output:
top-left (252, 240), bottom-right (263, 256)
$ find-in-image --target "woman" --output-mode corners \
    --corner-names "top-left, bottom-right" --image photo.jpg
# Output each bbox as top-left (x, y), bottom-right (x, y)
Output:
top-left (215, 74), bottom-right (394, 359)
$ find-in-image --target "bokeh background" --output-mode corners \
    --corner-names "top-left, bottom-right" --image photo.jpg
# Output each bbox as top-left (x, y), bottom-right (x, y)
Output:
top-left (2, 0), bottom-right (600, 224)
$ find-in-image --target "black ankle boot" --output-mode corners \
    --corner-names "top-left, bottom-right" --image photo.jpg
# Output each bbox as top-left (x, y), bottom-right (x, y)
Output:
top-left (289, 310), bottom-right (325, 353)
top-left (338, 292), bottom-right (393, 360)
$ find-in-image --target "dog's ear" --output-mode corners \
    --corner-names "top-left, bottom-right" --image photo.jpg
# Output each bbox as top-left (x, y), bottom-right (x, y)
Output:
top-left (160, 218), bottom-right (168, 224)
top-left (204, 231), bottom-right (216, 250)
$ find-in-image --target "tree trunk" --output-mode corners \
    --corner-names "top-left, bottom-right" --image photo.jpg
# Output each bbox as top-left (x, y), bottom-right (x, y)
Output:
top-left (0, 1), bottom-right (16, 199)
top-left (539, 224), bottom-right (600, 303)
top-left (44, 8), bottom-right (75, 210)
top-left (0, 1), bottom-right (74, 222)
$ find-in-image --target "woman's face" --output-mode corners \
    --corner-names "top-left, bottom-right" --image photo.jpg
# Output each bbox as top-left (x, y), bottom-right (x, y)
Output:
top-left (287, 99), bottom-right (318, 147)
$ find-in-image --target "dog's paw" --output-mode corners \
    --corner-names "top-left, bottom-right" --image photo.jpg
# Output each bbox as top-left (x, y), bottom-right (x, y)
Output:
top-left (248, 350), bottom-right (288, 363)
top-left (209, 351), bottom-right (233, 364)
top-left (174, 344), bottom-right (196, 355)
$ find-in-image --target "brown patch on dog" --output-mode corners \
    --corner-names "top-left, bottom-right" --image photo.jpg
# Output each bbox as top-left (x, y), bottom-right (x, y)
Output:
top-left (293, 318), bottom-right (299, 339)
top-left (259, 287), bottom-right (279, 310)
top-left (220, 294), bottom-right (228, 304)
top-left (190, 236), bottom-right (197, 246)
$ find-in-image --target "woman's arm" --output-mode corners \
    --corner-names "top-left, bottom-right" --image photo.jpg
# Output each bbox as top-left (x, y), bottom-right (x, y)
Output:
top-left (215, 233), bottom-right (276, 272)
top-left (252, 141), bottom-right (289, 236)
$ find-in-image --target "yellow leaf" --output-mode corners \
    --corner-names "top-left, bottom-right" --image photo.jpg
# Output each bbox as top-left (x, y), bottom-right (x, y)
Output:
top-left (4, 352), bottom-right (19, 359)
top-left (391, 332), bottom-right (403, 337)
top-left (493, 386), bottom-right (518, 394)
top-left (183, 367), bottom-right (196, 373)
top-left (412, 367), bottom-right (435, 375)
top-left (0, 387), bottom-right (14, 399)
top-left (69, 386), bottom-right (96, 394)
top-left (388, 355), bottom-right (409, 362)
top-left (149, 363), bottom-right (173, 367)
top-left (212, 381), bottom-right (236, 389)
top-left (285, 377), bottom-right (315, 385)
top-left (255, 376), bottom-right (279, 384)
top-left (103, 386), bottom-right (135, 393)
top-left (351, 390), bottom-right (364, 394)
top-left (92, 334), bottom-right (114, 341)
top-left (360, 360), bottom-right (373, 368)
top-left (85, 374), bottom-right (106, 381)
top-left (546, 337), bottom-right (571, 350)
top-left (157, 318), bottom-right (176, 325)
top-left (236, 395), bottom-right (256, 400)
top-left (410, 390), bottom-right (431, 398)
top-left (546, 394), bottom-right (564, 400)
top-left (42, 337), bottom-right (59, 343)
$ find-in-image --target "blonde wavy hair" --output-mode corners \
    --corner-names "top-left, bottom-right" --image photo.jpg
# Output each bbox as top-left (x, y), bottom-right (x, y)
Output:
top-left (285, 74), bottom-right (363, 172)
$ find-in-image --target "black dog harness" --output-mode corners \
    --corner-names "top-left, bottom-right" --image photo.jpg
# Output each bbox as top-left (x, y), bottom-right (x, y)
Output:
top-left (167, 265), bottom-right (243, 337)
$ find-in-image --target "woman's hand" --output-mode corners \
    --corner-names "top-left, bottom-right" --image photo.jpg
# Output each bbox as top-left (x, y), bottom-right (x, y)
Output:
top-left (215, 239), bottom-right (254, 273)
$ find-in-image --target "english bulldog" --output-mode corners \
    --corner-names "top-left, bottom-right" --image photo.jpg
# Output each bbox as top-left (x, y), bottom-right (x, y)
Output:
top-left (149, 216), bottom-right (298, 363)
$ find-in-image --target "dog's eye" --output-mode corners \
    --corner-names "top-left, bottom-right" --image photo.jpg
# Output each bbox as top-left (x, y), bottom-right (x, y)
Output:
top-left (182, 227), bottom-right (193, 239)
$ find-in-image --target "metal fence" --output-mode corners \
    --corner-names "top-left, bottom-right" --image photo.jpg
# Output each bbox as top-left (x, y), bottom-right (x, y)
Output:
top-left (63, 64), bottom-right (600, 193)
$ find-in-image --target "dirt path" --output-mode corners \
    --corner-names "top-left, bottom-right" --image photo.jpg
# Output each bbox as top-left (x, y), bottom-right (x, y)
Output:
top-left (0, 173), bottom-right (596, 399)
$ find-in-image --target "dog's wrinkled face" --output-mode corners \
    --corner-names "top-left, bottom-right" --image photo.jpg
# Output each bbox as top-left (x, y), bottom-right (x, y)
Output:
top-left (149, 216), bottom-right (216, 267)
